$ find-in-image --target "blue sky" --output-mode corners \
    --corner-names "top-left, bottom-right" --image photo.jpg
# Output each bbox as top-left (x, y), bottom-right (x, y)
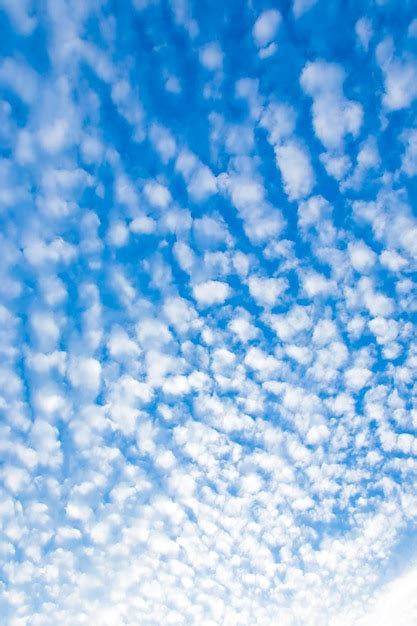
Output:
top-left (0, 0), bottom-right (417, 624)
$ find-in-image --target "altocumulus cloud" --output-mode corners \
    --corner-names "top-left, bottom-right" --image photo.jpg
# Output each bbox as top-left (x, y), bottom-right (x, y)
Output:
top-left (0, 1), bottom-right (416, 625)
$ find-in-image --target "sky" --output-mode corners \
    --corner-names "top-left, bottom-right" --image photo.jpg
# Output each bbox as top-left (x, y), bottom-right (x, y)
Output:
top-left (0, 0), bottom-right (416, 624)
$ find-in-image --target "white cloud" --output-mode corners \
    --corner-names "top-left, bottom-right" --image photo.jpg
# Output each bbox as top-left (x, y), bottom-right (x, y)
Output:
top-left (401, 128), bottom-right (417, 176)
top-left (144, 181), bottom-right (172, 208)
top-left (130, 215), bottom-right (156, 234)
top-left (149, 123), bottom-right (177, 163)
top-left (137, 318), bottom-right (173, 347)
top-left (275, 140), bottom-right (315, 200)
top-left (293, 0), bottom-right (317, 18)
top-left (107, 220), bottom-right (129, 247)
top-left (192, 280), bottom-right (231, 306)
top-left (163, 296), bottom-right (198, 333)
top-left (175, 149), bottom-right (217, 202)
top-left (248, 276), bottom-right (288, 307)
top-left (380, 250), bottom-right (407, 271)
top-left (302, 271), bottom-right (335, 297)
top-left (68, 357), bottom-right (102, 395)
top-left (223, 172), bottom-right (285, 243)
top-left (348, 240), bottom-right (377, 273)
top-left (355, 17), bottom-right (373, 51)
top-left (0, 58), bottom-right (38, 104)
top-left (0, 0), bottom-right (37, 34)
top-left (260, 102), bottom-right (296, 144)
top-left (357, 565), bottom-right (417, 626)
top-left (377, 37), bottom-right (417, 110)
top-left (108, 326), bottom-right (141, 360)
top-left (194, 215), bottom-right (231, 248)
top-left (30, 311), bottom-right (60, 350)
top-left (298, 195), bottom-right (332, 230)
top-left (199, 42), bottom-right (223, 70)
top-left (228, 315), bottom-right (258, 343)
top-left (345, 366), bottom-right (373, 390)
top-left (253, 10), bottom-right (281, 48)
top-left (300, 60), bottom-right (363, 150)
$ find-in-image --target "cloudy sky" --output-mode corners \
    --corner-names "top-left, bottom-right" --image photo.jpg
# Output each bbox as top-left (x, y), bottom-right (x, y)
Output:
top-left (0, 0), bottom-right (417, 624)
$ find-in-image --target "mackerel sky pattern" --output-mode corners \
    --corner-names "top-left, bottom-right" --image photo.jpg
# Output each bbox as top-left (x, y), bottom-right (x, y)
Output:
top-left (0, 1), bottom-right (417, 625)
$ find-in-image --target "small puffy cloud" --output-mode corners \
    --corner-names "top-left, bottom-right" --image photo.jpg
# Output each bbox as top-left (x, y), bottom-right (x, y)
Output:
top-left (244, 346), bottom-right (279, 374)
top-left (305, 424), bottom-right (330, 445)
top-left (377, 37), bottom-right (417, 110)
top-left (149, 123), bottom-right (177, 163)
top-left (173, 241), bottom-right (196, 273)
top-left (1, 465), bottom-right (30, 494)
top-left (320, 152), bottom-right (351, 180)
top-left (137, 318), bottom-right (172, 347)
top-left (400, 128), bottom-right (417, 176)
top-left (240, 472), bottom-right (263, 494)
top-left (108, 326), bottom-right (140, 360)
top-left (175, 149), bottom-right (217, 202)
top-left (380, 250), bottom-right (407, 272)
top-left (260, 102), bottom-right (296, 144)
top-left (293, 0), bottom-right (317, 18)
top-left (298, 195), bottom-right (332, 230)
top-left (228, 315), bottom-right (258, 342)
top-left (248, 276), bottom-right (288, 307)
top-left (345, 366), bottom-right (373, 390)
top-left (0, 57), bottom-right (38, 104)
top-left (312, 319), bottom-right (338, 346)
top-left (163, 296), bottom-right (198, 333)
top-left (0, 0), bottom-right (37, 34)
top-left (253, 10), bottom-right (281, 48)
top-left (300, 60), bottom-right (363, 150)
top-left (199, 42), bottom-right (223, 70)
top-left (223, 173), bottom-right (284, 243)
top-left (193, 215), bottom-right (230, 248)
top-left (80, 135), bottom-right (103, 164)
top-left (187, 165), bottom-right (217, 201)
top-left (68, 357), bottom-right (102, 395)
top-left (275, 141), bottom-right (315, 200)
top-left (143, 181), bottom-right (172, 208)
top-left (192, 280), bottom-right (231, 306)
top-left (348, 240), bottom-right (377, 273)
top-left (30, 311), bottom-right (60, 350)
top-left (30, 420), bottom-right (62, 468)
top-left (355, 17), bottom-right (373, 51)
top-left (24, 237), bottom-right (77, 267)
top-left (285, 344), bottom-right (312, 365)
top-left (107, 220), bottom-right (129, 247)
top-left (267, 305), bottom-right (312, 341)
top-left (302, 271), bottom-right (335, 297)
top-left (359, 279), bottom-right (395, 317)
top-left (162, 375), bottom-right (191, 396)
top-left (368, 317), bottom-right (399, 345)
top-left (37, 117), bottom-right (74, 154)
top-left (130, 215), bottom-right (156, 234)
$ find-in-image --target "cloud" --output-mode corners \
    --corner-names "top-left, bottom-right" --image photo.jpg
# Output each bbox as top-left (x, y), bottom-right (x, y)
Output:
top-left (377, 37), bottom-right (417, 111)
top-left (192, 280), bottom-right (231, 306)
top-left (300, 60), bottom-right (363, 150)
top-left (253, 9), bottom-right (281, 48)
top-left (1, 1), bottom-right (417, 624)
top-left (357, 564), bottom-right (417, 626)
top-left (293, 0), bottom-right (317, 18)
top-left (199, 42), bottom-right (223, 71)
top-left (275, 140), bottom-right (315, 200)
top-left (248, 275), bottom-right (288, 307)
